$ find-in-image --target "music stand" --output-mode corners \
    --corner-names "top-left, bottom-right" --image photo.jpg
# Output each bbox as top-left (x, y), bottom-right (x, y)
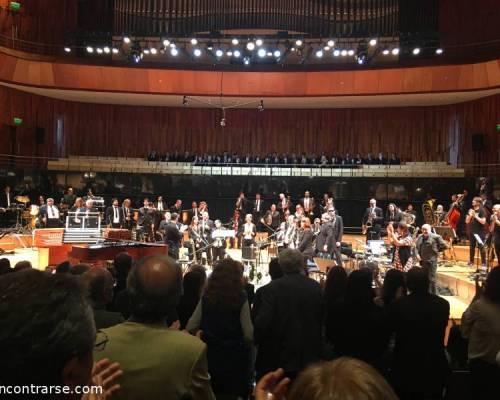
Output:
top-left (473, 234), bottom-right (487, 275)
top-left (434, 226), bottom-right (457, 261)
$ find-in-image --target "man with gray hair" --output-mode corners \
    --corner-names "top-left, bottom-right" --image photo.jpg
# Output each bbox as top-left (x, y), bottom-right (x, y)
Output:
top-left (415, 224), bottom-right (449, 294)
top-left (254, 249), bottom-right (323, 379)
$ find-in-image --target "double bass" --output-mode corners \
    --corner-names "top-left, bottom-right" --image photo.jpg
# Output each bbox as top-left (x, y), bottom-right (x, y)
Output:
top-left (445, 192), bottom-right (465, 230)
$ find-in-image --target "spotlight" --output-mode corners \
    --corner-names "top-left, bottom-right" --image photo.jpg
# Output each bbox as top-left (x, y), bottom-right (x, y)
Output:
top-left (169, 43), bottom-right (176, 48)
top-left (273, 50), bottom-right (281, 58)
top-left (258, 100), bottom-right (264, 111)
top-left (182, 96), bottom-right (188, 106)
top-left (103, 46), bottom-right (111, 54)
top-left (327, 39), bottom-right (335, 47)
top-left (315, 49), bottom-right (323, 58)
top-left (151, 47), bottom-right (158, 55)
top-left (123, 37), bottom-right (131, 44)
top-left (369, 38), bottom-right (377, 46)
top-left (323, 46), bottom-right (330, 51)
top-left (220, 117), bottom-right (226, 127)
top-left (382, 48), bottom-right (390, 55)
top-left (256, 39), bottom-right (263, 47)
top-left (412, 47), bottom-right (421, 55)
top-left (295, 39), bottom-right (303, 47)
top-left (232, 38), bottom-right (239, 45)
top-left (170, 47), bottom-right (179, 56)
top-left (162, 39), bottom-right (170, 47)
top-left (258, 48), bottom-right (266, 58)
top-left (391, 48), bottom-right (400, 55)
top-left (340, 49), bottom-right (347, 56)
top-left (247, 42), bottom-right (255, 51)
top-left (193, 48), bottom-right (202, 57)
top-left (215, 49), bottom-right (224, 57)
top-left (143, 48), bottom-right (150, 55)
top-left (333, 49), bottom-right (340, 57)
top-left (190, 38), bottom-right (198, 45)
top-left (436, 48), bottom-right (444, 55)
top-left (266, 52), bottom-right (273, 57)
top-left (347, 49), bottom-right (355, 56)
top-left (96, 48), bottom-right (103, 54)
top-left (227, 51), bottom-right (233, 56)
top-left (112, 47), bottom-right (119, 54)
top-left (233, 50), bottom-right (241, 58)
top-left (64, 47), bottom-right (71, 53)
top-left (243, 57), bottom-right (250, 65)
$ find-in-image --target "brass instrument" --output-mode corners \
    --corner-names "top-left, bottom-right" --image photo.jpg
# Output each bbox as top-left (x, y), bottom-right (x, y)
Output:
top-left (401, 212), bottom-right (416, 226)
top-left (361, 210), bottom-right (375, 235)
top-left (422, 199), bottom-right (437, 226)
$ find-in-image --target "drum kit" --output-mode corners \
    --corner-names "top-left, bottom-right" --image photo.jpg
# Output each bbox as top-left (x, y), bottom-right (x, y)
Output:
top-left (1, 196), bottom-right (38, 232)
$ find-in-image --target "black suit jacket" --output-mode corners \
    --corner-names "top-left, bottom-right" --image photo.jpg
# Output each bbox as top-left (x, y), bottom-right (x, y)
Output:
top-left (316, 222), bottom-right (334, 253)
top-left (106, 206), bottom-right (123, 226)
top-left (297, 229), bottom-right (314, 257)
top-left (332, 216), bottom-right (344, 243)
top-left (363, 207), bottom-right (384, 227)
top-left (0, 192), bottom-right (14, 208)
top-left (253, 273), bottom-right (323, 376)
top-left (162, 222), bottom-right (183, 248)
top-left (137, 207), bottom-right (154, 226)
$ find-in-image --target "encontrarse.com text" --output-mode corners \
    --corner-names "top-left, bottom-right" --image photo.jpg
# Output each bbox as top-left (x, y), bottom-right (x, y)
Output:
top-left (0, 385), bottom-right (103, 395)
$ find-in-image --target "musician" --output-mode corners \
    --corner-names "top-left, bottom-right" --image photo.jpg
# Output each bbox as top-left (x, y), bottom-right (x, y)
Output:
top-left (385, 203), bottom-right (403, 226)
top-left (491, 204), bottom-right (500, 264)
top-left (331, 212), bottom-right (344, 267)
top-left (154, 196), bottom-right (167, 212)
top-left (405, 204), bottom-right (418, 224)
top-left (106, 198), bottom-right (123, 228)
top-left (39, 198), bottom-right (61, 228)
top-left (389, 222), bottom-right (414, 272)
top-left (170, 199), bottom-right (183, 215)
top-left (188, 201), bottom-right (200, 224)
top-left (315, 214), bottom-right (334, 258)
top-left (162, 213), bottom-right (183, 260)
top-left (0, 186), bottom-right (13, 208)
top-left (261, 204), bottom-right (280, 235)
top-left (300, 191), bottom-right (315, 218)
top-left (313, 218), bottom-right (322, 236)
top-left (252, 193), bottom-right (265, 228)
top-left (294, 204), bottom-right (305, 220)
top-left (37, 195), bottom-right (46, 207)
top-left (83, 199), bottom-right (99, 229)
top-left (211, 220), bottom-right (227, 262)
top-left (362, 199), bottom-right (384, 240)
top-left (415, 224), bottom-right (449, 294)
top-left (200, 212), bottom-right (214, 264)
top-left (62, 188), bottom-right (76, 207)
top-left (188, 216), bottom-right (203, 262)
top-left (466, 197), bottom-right (487, 267)
top-left (297, 217), bottom-right (314, 263)
top-left (241, 214), bottom-right (257, 247)
top-left (121, 199), bottom-right (133, 230)
top-left (278, 214), bottom-right (297, 250)
top-left (84, 189), bottom-right (94, 201)
top-left (277, 193), bottom-right (291, 220)
top-left (435, 205), bottom-right (446, 225)
top-left (236, 192), bottom-right (249, 214)
top-left (137, 199), bottom-right (155, 242)
top-left (198, 201), bottom-right (209, 215)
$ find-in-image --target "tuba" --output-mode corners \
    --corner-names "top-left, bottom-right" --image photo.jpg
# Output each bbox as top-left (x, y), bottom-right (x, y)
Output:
top-left (401, 212), bottom-right (416, 226)
top-left (422, 199), bottom-right (437, 226)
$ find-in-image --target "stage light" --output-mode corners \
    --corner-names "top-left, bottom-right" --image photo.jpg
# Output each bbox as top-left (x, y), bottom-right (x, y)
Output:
top-left (150, 47), bottom-right (157, 55)
top-left (256, 39), bottom-right (263, 47)
top-left (247, 42), bottom-right (255, 51)
top-left (96, 48), bottom-right (103, 54)
top-left (369, 38), bottom-right (377, 46)
top-left (436, 48), bottom-right (443, 55)
top-left (243, 57), bottom-right (250, 65)
top-left (123, 37), bottom-right (131, 44)
top-left (323, 46), bottom-right (330, 51)
top-left (412, 47), bottom-right (421, 55)
top-left (112, 47), bottom-right (119, 54)
top-left (392, 48), bottom-right (400, 55)
top-left (169, 43), bottom-right (176, 48)
top-left (333, 49), bottom-right (340, 57)
top-left (232, 38), bottom-right (239, 45)
top-left (170, 47), bottom-right (179, 56)
top-left (215, 49), bottom-right (224, 57)
top-left (227, 51), bottom-right (233, 56)
top-left (103, 46), bottom-right (110, 54)
top-left (193, 48), bottom-right (202, 57)
top-left (64, 47), bottom-right (71, 53)
top-left (266, 52), bottom-right (272, 57)
top-left (190, 38), bottom-right (198, 45)
top-left (233, 50), bottom-right (241, 58)
top-left (258, 100), bottom-right (264, 111)
top-left (163, 39), bottom-right (170, 47)
top-left (143, 48), bottom-right (150, 55)
top-left (347, 49), bottom-right (355, 56)
top-left (340, 49), bottom-right (347, 56)
top-left (295, 39), bottom-right (303, 47)
top-left (258, 48), bottom-right (266, 58)
top-left (315, 49), bottom-right (323, 58)
top-left (382, 48), bottom-right (390, 55)
top-left (274, 50), bottom-right (281, 58)
top-left (327, 39), bottom-right (335, 47)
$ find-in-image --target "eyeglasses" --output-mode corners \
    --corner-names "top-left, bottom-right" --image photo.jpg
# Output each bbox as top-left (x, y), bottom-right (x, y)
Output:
top-left (94, 330), bottom-right (109, 352)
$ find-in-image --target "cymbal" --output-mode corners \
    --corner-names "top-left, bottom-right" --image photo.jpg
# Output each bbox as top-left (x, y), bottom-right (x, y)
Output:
top-left (15, 195), bottom-right (30, 203)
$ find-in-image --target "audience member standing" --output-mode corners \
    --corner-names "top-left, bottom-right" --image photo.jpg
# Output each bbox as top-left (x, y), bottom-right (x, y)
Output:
top-left (177, 265), bottom-right (207, 330)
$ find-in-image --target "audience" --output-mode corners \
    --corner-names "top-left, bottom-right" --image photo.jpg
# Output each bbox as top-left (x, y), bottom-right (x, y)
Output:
top-left (186, 259), bottom-right (253, 399)
top-left (0, 257), bottom-right (11, 275)
top-left (325, 269), bottom-right (390, 372)
top-left (55, 260), bottom-right (71, 274)
top-left (253, 249), bottom-right (323, 379)
top-left (111, 252), bottom-right (133, 318)
top-left (461, 267), bottom-right (500, 400)
top-left (389, 267), bottom-right (450, 400)
top-left (374, 268), bottom-right (407, 309)
top-left (0, 270), bottom-right (122, 397)
top-left (177, 265), bottom-right (207, 329)
top-left (82, 267), bottom-right (125, 330)
top-left (70, 263), bottom-right (92, 276)
top-left (13, 260), bottom-right (32, 271)
top-left (94, 254), bottom-right (215, 399)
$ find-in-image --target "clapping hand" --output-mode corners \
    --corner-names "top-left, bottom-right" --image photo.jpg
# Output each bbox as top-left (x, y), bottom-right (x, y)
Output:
top-left (82, 358), bottom-right (122, 400)
top-left (255, 368), bottom-right (290, 400)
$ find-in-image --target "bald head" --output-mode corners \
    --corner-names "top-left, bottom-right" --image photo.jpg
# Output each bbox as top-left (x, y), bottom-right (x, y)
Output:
top-left (82, 267), bottom-right (114, 307)
top-left (127, 255), bottom-right (181, 323)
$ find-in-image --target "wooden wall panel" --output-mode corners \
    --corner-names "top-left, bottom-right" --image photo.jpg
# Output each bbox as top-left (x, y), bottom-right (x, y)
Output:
top-left (1, 85), bottom-right (498, 166)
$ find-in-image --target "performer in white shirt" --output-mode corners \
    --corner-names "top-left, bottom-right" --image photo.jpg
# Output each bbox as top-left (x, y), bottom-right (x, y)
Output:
top-left (241, 214), bottom-right (257, 247)
top-left (41, 198), bottom-right (61, 228)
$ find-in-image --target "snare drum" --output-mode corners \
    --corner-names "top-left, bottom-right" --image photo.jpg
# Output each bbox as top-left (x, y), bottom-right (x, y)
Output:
top-left (30, 205), bottom-right (40, 216)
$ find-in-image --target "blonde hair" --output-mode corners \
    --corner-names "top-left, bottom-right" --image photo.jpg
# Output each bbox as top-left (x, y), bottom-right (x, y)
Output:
top-left (288, 357), bottom-right (398, 400)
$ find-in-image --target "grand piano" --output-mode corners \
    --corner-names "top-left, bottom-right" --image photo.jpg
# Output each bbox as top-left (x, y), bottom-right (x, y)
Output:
top-left (69, 241), bottom-right (168, 265)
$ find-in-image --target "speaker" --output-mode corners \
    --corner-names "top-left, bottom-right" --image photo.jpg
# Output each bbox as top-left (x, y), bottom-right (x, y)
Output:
top-left (471, 133), bottom-right (485, 152)
top-left (35, 127), bottom-right (45, 145)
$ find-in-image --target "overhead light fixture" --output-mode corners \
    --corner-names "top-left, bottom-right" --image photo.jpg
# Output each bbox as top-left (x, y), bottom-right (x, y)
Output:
top-left (169, 42), bottom-right (176, 48)
top-left (150, 47), bottom-right (158, 55)
top-left (315, 49), bottom-right (323, 58)
top-left (258, 48), bottom-right (266, 58)
top-left (347, 49), bottom-right (355, 56)
top-left (295, 39), bottom-right (303, 47)
top-left (215, 49), bottom-right (224, 57)
top-left (255, 39), bottom-right (263, 47)
top-left (340, 49), bottom-right (347, 56)
top-left (190, 38), bottom-right (198, 45)
top-left (323, 46), bottom-right (330, 51)
top-left (103, 46), bottom-right (110, 54)
top-left (163, 39), bottom-right (170, 47)
top-left (333, 49), bottom-right (340, 57)
top-left (143, 48), bottom-right (150, 55)
top-left (246, 42), bottom-right (255, 51)
top-left (412, 47), bottom-right (421, 55)
top-left (96, 48), bottom-right (103, 54)
top-left (170, 47), bottom-right (179, 56)
top-left (233, 50), bottom-right (241, 58)
top-left (193, 48), bottom-right (202, 57)
top-left (392, 48), bottom-right (400, 55)
top-left (112, 47), bottom-right (119, 54)
top-left (232, 38), bottom-right (239, 45)
top-left (327, 40), bottom-right (335, 47)
top-left (64, 47), bottom-right (71, 53)
top-left (436, 48), bottom-right (444, 55)
top-left (243, 57), bottom-right (250, 65)
top-left (273, 50), bottom-right (281, 58)
top-left (369, 38), bottom-right (377, 46)
top-left (227, 51), bottom-right (233, 56)
top-left (382, 48), bottom-right (390, 55)
top-left (123, 37), bottom-right (131, 44)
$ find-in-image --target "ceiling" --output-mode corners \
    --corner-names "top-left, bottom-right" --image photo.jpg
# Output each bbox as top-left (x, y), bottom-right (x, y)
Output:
top-left (2, 82), bottom-right (500, 109)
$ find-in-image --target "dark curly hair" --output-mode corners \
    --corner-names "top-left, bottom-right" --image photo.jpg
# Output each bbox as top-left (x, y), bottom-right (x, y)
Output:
top-left (203, 259), bottom-right (245, 311)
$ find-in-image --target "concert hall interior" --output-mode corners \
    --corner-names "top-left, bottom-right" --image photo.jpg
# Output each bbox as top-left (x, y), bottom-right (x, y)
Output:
top-left (0, 1), bottom-right (499, 399)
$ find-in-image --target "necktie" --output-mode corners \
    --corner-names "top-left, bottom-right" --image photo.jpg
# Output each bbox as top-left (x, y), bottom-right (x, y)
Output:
top-left (114, 207), bottom-right (118, 221)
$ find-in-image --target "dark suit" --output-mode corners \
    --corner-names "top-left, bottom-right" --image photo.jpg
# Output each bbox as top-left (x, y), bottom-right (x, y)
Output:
top-left (363, 206), bottom-right (384, 240)
top-left (39, 204), bottom-right (62, 228)
top-left (300, 197), bottom-right (315, 217)
top-left (331, 216), bottom-right (344, 266)
top-left (62, 194), bottom-right (76, 206)
top-left (252, 199), bottom-right (265, 226)
top-left (297, 229), bottom-right (314, 259)
top-left (0, 192), bottom-right (14, 208)
top-left (277, 199), bottom-right (292, 220)
top-left (253, 272), bottom-right (323, 378)
top-left (106, 205), bottom-right (123, 228)
top-left (121, 206), bottom-right (134, 229)
top-left (315, 222), bottom-right (334, 255)
top-left (389, 293), bottom-right (450, 399)
top-left (162, 221), bottom-right (183, 260)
